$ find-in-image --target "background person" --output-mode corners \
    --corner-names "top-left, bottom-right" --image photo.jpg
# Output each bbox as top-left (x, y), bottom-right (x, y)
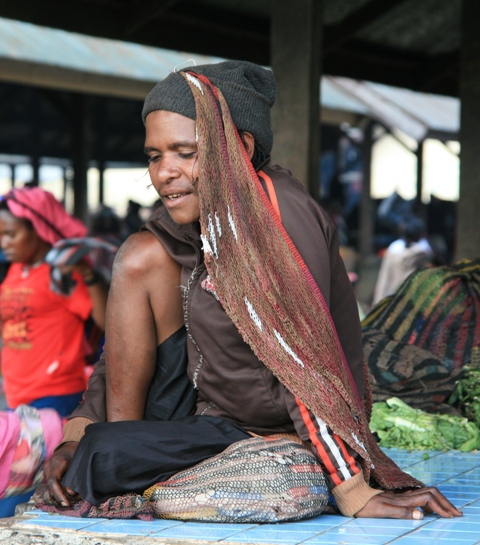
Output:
top-left (373, 216), bottom-right (433, 306)
top-left (0, 187), bottom-right (107, 417)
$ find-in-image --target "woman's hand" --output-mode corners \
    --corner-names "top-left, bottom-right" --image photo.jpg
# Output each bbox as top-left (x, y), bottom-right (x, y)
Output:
top-left (37, 442), bottom-right (81, 506)
top-left (58, 259), bottom-right (108, 330)
top-left (356, 487), bottom-right (462, 519)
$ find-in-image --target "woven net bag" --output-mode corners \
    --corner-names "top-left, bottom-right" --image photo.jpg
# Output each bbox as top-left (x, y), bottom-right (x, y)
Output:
top-left (143, 437), bottom-right (335, 523)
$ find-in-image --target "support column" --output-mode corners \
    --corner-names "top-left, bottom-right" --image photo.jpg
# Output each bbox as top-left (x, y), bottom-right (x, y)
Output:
top-left (98, 161), bottom-right (105, 205)
top-left (31, 155), bottom-right (40, 187)
top-left (270, 0), bottom-right (322, 200)
top-left (9, 164), bottom-right (15, 188)
top-left (62, 167), bottom-right (69, 206)
top-left (458, 0), bottom-right (480, 260)
top-left (415, 140), bottom-right (426, 221)
top-left (359, 121), bottom-right (374, 263)
top-left (71, 95), bottom-right (90, 223)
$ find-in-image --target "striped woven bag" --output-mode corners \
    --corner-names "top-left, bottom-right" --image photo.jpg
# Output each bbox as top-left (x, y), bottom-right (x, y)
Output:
top-left (143, 437), bottom-right (336, 523)
top-left (362, 258), bottom-right (480, 412)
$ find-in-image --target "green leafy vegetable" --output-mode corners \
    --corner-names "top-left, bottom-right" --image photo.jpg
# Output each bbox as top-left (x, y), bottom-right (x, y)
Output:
top-left (449, 366), bottom-right (480, 428)
top-left (370, 397), bottom-right (480, 452)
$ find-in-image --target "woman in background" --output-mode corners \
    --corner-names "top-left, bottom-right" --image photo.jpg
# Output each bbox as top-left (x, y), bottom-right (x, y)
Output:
top-left (372, 216), bottom-right (433, 306)
top-left (0, 187), bottom-right (107, 417)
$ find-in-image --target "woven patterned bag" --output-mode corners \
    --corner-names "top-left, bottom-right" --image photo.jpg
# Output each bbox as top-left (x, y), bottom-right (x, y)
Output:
top-left (143, 437), bottom-right (335, 523)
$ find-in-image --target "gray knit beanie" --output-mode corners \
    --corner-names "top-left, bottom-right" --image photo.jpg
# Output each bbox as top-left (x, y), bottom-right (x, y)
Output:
top-left (142, 60), bottom-right (276, 158)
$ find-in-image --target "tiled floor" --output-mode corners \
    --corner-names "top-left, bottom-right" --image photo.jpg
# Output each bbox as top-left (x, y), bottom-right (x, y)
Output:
top-left (10, 448), bottom-right (480, 544)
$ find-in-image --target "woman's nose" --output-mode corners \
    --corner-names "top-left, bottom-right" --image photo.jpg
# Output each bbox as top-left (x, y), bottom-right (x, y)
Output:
top-left (156, 158), bottom-right (180, 184)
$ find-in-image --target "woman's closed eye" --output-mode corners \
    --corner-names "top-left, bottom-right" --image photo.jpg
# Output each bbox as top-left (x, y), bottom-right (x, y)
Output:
top-left (179, 151), bottom-right (197, 159)
top-left (147, 155), bottom-right (161, 164)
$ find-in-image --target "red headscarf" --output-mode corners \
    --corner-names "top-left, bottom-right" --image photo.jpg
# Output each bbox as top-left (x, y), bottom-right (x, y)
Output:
top-left (3, 187), bottom-right (87, 246)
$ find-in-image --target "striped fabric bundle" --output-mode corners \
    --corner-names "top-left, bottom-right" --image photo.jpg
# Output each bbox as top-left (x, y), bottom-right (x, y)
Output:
top-left (1, 405), bottom-right (64, 499)
top-left (362, 259), bottom-right (480, 412)
top-left (45, 236), bottom-right (119, 294)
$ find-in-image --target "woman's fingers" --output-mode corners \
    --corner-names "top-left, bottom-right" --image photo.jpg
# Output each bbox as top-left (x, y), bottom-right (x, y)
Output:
top-left (45, 478), bottom-right (72, 507)
top-left (356, 487), bottom-right (462, 519)
top-left (386, 488), bottom-right (463, 518)
top-left (43, 442), bottom-right (79, 506)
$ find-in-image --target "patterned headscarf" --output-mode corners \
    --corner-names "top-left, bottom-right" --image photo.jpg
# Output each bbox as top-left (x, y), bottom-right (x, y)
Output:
top-left (3, 187), bottom-right (87, 246)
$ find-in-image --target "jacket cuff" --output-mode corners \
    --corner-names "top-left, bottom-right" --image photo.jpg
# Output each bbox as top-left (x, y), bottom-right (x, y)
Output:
top-left (62, 417), bottom-right (94, 443)
top-left (332, 472), bottom-right (384, 517)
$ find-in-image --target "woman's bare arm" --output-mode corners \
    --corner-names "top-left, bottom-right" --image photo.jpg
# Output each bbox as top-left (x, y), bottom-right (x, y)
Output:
top-left (105, 231), bottom-right (184, 421)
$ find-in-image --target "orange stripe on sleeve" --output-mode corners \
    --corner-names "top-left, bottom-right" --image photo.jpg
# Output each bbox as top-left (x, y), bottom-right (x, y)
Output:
top-left (334, 432), bottom-right (361, 476)
top-left (296, 398), bottom-right (343, 486)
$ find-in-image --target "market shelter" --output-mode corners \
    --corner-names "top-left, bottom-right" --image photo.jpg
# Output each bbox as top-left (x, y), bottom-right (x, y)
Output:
top-left (1, 0), bottom-right (480, 261)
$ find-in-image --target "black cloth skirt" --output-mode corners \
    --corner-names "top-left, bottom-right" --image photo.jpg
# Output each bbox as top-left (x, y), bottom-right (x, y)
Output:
top-left (62, 415), bottom-right (250, 505)
top-left (62, 326), bottom-right (249, 505)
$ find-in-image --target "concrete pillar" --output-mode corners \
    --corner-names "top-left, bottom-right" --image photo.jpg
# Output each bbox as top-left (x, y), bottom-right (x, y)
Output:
top-left (71, 95), bottom-right (90, 223)
top-left (31, 155), bottom-right (40, 187)
top-left (62, 167), bottom-right (69, 206)
top-left (9, 164), bottom-right (15, 188)
top-left (416, 140), bottom-right (423, 203)
top-left (270, 0), bottom-right (322, 200)
top-left (458, 0), bottom-right (480, 260)
top-left (359, 121), bottom-right (374, 262)
top-left (98, 161), bottom-right (105, 205)
top-left (415, 140), bottom-right (426, 221)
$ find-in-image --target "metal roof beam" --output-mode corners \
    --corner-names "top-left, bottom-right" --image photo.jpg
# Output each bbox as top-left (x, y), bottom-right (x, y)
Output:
top-left (0, 0), bottom-right (124, 39)
top-left (324, 41), bottom-right (422, 86)
top-left (417, 52), bottom-right (459, 94)
top-left (123, 0), bottom-right (183, 38)
top-left (134, 6), bottom-right (268, 62)
top-left (0, 0), bottom-right (269, 64)
top-left (324, 0), bottom-right (410, 54)
top-left (0, 57), bottom-right (156, 100)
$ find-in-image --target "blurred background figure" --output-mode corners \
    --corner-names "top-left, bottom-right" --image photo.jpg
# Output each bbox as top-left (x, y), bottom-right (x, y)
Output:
top-left (121, 199), bottom-right (144, 240)
top-left (89, 204), bottom-right (122, 285)
top-left (372, 216), bottom-right (433, 305)
top-left (0, 187), bottom-right (107, 417)
top-left (90, 204), bottom-right (122, 243)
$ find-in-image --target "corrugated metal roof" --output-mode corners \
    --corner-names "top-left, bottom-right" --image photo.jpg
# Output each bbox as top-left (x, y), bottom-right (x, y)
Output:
top-left (327, 76), bottom-right (459, 140)
top-left (0, 16), bottom-right (459, 140)
top-left (368, 80), bottom-right (460, 133)
top-left (0, 0), bottom-right (463, 97)
top-left (0, 16), bottom-right (222, 83)
top-left (321, 78), bottom-right (369, 115)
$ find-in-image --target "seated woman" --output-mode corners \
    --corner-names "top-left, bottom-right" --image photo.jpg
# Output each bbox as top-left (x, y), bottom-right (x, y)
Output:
top-left (0, 187), bottom-right (107, 417)
top-left (43, 61), bottom-right (460, 522)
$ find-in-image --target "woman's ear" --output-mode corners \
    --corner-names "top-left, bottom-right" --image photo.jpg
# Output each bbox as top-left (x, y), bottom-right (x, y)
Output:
top-left (241, 131), bottom-right (255, 160)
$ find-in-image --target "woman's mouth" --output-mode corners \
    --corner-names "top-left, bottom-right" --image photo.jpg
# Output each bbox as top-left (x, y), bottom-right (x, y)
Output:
top-left (167, 193), bottom-right (188, 200)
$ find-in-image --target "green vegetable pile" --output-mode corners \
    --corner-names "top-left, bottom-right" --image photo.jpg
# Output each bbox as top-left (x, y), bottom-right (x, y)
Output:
top-left (370, 397), bottom-right (480, 452)
top-left (448, 366), bottom-right (480, 428)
